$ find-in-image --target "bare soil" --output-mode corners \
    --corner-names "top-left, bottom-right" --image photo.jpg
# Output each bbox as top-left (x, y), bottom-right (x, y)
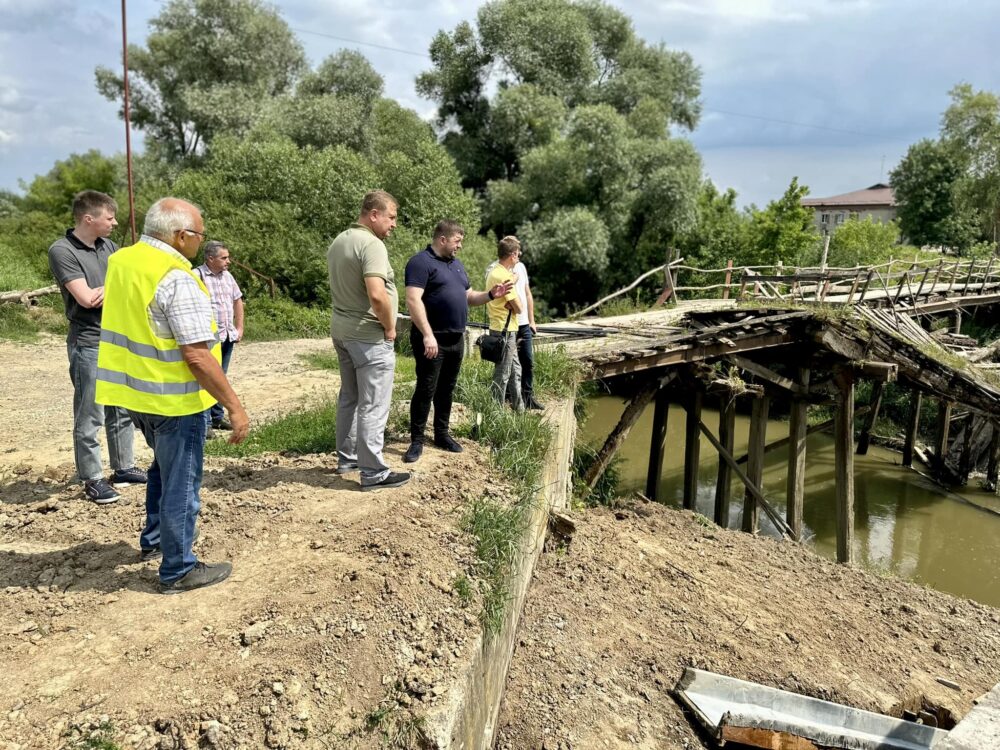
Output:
top-left (496, 500), bottom-right (1000, 749)
top-left (0, 338), bottom-right (497, 749)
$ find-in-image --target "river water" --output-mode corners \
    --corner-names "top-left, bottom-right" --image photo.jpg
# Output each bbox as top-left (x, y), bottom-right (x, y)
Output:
top-left (582, 396), bottom-right (1000, 607)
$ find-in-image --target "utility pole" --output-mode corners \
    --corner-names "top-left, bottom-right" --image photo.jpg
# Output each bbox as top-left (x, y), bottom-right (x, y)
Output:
top-left (121, 0), bottom-right (137, 244)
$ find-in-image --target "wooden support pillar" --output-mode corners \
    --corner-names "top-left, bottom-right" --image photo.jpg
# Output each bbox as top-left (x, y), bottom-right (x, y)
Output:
top-left (935, 400), bottom-right (953, 468)
top-left (987, 423), bottom-right (1000, 492)
top-left (742, 394), bottom-right (770, 534)
top-left (954, 308), bottom-right (963, 334)
top-left (834, 369), bottom-right (855, 564)
top-left (645, 387), bottom-right (670, 502)
top-left (856, 381), bottom-right (885, 456)
top-left (714, 395), bottom-right (736, 527)
top-left (785, 368), bottom-right (809, 542)
top-left (959, 412), bottom-right (976, 484)
top-left (683, 389), bottom-right (703, 510)
top-left (902, 391), bottom-right (922, 468)
top-left (583, 379), bottom-right (660, 492)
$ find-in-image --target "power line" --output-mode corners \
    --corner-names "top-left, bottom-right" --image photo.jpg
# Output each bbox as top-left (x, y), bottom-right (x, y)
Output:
top-left (290, 27), bottom-right (430, 59)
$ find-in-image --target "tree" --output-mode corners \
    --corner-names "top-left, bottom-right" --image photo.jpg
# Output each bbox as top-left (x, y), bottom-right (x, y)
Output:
top-left (676, 182), bottom-right (751, 272)
top-left (890, 138), bottom-right (969, 247)
top-left (95, 0), bottom-right (306, 160)
top-left (745, 178), bottom-right (818, 267)
top-left (19, 151), bottom-right (122, 220)
top-left (825, 217), bottom-right (901, 268)
top-left (417, 0), bottom-right (701, 190)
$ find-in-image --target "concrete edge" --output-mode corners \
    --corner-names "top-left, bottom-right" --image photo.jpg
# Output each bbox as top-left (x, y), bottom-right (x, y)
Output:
top-left (933, 682), bottom-right (1000, 749)
top-left (424, 396), bottom-right (577, 749)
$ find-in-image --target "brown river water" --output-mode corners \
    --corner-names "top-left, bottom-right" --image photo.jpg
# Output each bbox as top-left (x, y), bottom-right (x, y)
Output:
top-left (582, 396), bottom-right (1000, 607)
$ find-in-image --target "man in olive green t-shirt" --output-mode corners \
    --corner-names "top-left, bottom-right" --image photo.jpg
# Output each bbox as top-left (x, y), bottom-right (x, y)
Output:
top-left (327, 191), bottom-right (410, 490)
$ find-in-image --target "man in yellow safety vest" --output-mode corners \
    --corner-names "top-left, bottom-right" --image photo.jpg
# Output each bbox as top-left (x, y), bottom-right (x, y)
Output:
top-left (96, 197), bottom-right (249, 594)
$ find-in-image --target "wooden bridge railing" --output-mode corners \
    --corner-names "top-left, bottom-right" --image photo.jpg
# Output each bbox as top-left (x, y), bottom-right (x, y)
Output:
top-left (582, 255), bottom-right (1000, 314)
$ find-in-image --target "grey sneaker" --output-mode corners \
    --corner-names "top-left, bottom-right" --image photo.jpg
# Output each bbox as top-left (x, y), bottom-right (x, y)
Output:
top-left (111, 466), bottom-right (148, 487)
top-left (335, 462), bottom-right (359, 475)
top-left (84, 478), bottom-right (120, 504)
top-left (141, 527), bottom-right (200, 562)
top-left (159, 561), bottom-right (232, 595)
top-left (362, 471), bottom-right (411, 491)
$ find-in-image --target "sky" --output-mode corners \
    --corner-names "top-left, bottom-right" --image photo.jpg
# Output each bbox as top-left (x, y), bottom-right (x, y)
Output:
top-left (0, 0), bottom-right (998, 209)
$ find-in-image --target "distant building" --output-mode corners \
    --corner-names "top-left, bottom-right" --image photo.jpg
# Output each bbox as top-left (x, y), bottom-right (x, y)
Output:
top-left (800, 183), bottom-right (897, 235)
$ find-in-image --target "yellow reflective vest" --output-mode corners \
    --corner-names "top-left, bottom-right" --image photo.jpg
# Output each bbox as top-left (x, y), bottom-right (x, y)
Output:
top-left (95, 240), bottom-right (221, 416)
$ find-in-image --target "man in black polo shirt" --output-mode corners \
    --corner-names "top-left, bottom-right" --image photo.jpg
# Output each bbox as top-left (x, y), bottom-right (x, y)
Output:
top-left (48, 190), bottom-right (145, 503)
top-left (403, 220), bottom-right (512, 463)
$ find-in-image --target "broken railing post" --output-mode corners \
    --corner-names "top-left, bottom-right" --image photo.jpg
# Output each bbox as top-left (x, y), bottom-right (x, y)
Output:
top-left (834, 368), bottom-right (855, 564)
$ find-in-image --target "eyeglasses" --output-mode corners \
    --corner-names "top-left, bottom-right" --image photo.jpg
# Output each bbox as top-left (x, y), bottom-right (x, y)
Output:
top-left (181, 228), bottom-right (208, 241)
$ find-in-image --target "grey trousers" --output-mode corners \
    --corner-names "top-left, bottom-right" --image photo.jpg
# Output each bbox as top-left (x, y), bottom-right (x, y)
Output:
top-left (332, 338), bottom-right (395, 485)
top-left (68, 342), bottom-right (134, 481)
top-left (490, 331), bottom-right (523, 411)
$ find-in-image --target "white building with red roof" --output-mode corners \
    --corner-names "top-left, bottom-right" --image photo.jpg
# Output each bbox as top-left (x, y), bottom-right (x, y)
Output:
top-left (800, 183), bottom-right (897, 234)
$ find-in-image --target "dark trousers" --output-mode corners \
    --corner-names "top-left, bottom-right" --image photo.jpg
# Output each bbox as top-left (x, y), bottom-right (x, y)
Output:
top-left (409, 330), bottom-right (464, 442)
top-left (516, 324), bottom-right (535, 400)
top-left (209, 338), bottom-right (235, 424)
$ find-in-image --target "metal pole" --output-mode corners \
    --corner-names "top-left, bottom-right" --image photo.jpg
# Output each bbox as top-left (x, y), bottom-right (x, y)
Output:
top-left (121, 0), bottom-right (137, 244)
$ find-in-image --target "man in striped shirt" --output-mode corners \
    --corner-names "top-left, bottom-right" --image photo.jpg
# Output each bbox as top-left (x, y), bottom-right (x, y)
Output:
top-left (195, 241), bottom-right (244, 431)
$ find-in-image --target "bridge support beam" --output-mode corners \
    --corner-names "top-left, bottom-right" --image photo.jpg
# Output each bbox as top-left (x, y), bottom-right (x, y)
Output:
top-left (714, 395), bottom-right (736, 528)
top-left (645, 386), bottom-right (671, 502)
top-left (902, 391), bottom-right (922, 468)
top-left (834, 368), bottom-right (855, 564)
top-left (786, 368), bottom-right (809, 541)
top-left (683, 389), bottom-right (703, 510)
top-left (742, 395), bottom-right (770, 534)
top-left (856, 381), bottom-right (885, 456)
top-left (987, 424), bottom-right (1000, 493)
top-left (583, 379), bottom-right (659, 494)
top-left (935, 400), bottom-right (953, 470)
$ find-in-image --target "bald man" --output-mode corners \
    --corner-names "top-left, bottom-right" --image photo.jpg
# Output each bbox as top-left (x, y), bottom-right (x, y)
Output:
top-left (96, 197), bottom-right (249, 595)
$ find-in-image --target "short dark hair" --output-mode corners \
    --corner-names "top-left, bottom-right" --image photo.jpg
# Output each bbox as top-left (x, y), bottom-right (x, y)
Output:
top-left (361, 190), bottom-right (398, 214)
top-left (203, 240), bottom-right (228, 259)
top-left (72, 190), bottom-right (117, 223)
top-left (433, 220), bottom-right (465, 239)
top-left (497, 235), bottom-right (521, 260)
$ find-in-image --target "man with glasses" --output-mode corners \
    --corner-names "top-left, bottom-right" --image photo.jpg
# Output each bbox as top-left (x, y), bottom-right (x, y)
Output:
top-left (96, 197), bottom-right (249, 594)
top-left (48, 190), bottom-right (145, 504)
top-left (195, 241), bottom-right (244, 431)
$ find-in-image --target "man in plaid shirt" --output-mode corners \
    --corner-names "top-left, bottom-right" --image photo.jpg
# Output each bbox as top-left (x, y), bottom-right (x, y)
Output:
top-left (195, 241), bottom-right (244, 430)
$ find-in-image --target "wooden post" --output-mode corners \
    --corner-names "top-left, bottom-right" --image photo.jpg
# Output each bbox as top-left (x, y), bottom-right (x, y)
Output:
top-left (935, 400), bottom-right (952, 468)
top-left (987, 423), bottom-right (1000, 492)
top-left (714, 395), bottom-right (736, 527)
top-left (786, 368), bottom-right (809, 541)
top-left (856, 381), bottom-right (885, 456)
top-left (959, 412), bottom-right (976, 484)
top-left (722, 259), bottom-right (733, 300)
top-left (953, 308), bottom-right (963, 335)
top-left (902, 391), bottom-right (922, 468)
top-left (683, 389), bottom-right (703, 510)
top-left (834, 369), bottom-right (855, 564)
top-left (645, 387), bottom-right (670, 501)
top-left (742, 394), bottom-right (770, 534)
top-left (857, 269), bottom-right (874, 303)
top-left (583, 379), bottom-right (660, 492)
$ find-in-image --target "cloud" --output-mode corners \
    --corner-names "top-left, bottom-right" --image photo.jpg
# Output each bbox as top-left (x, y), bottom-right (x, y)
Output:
top-left (0, 128), bottom-right (14, 145)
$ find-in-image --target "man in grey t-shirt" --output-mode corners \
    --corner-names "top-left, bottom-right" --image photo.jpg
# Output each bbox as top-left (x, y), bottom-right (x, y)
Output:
top-left (47, 190), bottom-right (145, 503)
top-left (326, 190), bottom-right (409, 491)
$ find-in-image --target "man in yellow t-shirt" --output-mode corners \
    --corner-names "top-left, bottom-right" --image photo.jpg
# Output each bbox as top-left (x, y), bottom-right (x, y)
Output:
top-left (485, 236), bottom-right (524, 411)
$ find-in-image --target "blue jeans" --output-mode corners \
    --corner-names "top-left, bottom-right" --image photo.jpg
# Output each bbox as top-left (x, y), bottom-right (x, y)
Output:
top-left (67, 342), bottom-right (134, 481)
top-left (130, 410), bottom-right (205, 583)
top-left (209, 338), bottom-right (235, 424)
top-left (516, 324), bottom-right (535, 400)
top-left (333, 338), bottom-right (395, 485)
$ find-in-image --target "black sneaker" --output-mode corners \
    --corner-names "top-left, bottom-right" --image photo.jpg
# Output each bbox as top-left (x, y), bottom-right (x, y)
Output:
top-left (403, 441), bottom-right (423, 463)
top-left (159, 561), bottom-right (232, 595)
top-left (111, 466), bottom-right (147, 487)
top-left (84, 478), bottom-right (120, 505)
top-left (212, 417), bottom-right (233, 430)
top-left (434, 435), bottom-right (464, 453)
top-left (362, 471), bottom-right (411, 491)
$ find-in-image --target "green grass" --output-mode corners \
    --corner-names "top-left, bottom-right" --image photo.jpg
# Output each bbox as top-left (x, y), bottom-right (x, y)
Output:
top-left (298, 350), bottom-right (339, 370)
top-left (242, 296), bottom-right (329, 342)
top-left (361, 683), bottom-right (429, 748)
top-left (0, 295), bottom-right (67, 342)
top-left (532, 345), bottom-right (584, 399)
top-left (205, 400), bottom-right (337, 458)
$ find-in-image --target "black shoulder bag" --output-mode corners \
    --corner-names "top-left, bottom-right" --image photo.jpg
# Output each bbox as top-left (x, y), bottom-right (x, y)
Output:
top-left (476, 308), bottom-right (513, 364)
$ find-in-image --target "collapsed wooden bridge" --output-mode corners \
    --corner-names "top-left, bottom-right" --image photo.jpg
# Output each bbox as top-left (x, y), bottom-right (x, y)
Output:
top-left (548, 259), bottom-right (1000, 564)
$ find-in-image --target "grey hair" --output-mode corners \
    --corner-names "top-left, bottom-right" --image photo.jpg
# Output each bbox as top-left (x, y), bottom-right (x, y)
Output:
top-left (203, 240), bottom-right (228, 259)
top-left (143, 198), bottom-right (200, 239)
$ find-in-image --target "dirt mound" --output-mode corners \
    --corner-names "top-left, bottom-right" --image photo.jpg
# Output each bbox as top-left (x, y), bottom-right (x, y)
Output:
top-left (496, 500), bottom-right (1000, 749)
top-left (0, 444), bottom-right (498, 749)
